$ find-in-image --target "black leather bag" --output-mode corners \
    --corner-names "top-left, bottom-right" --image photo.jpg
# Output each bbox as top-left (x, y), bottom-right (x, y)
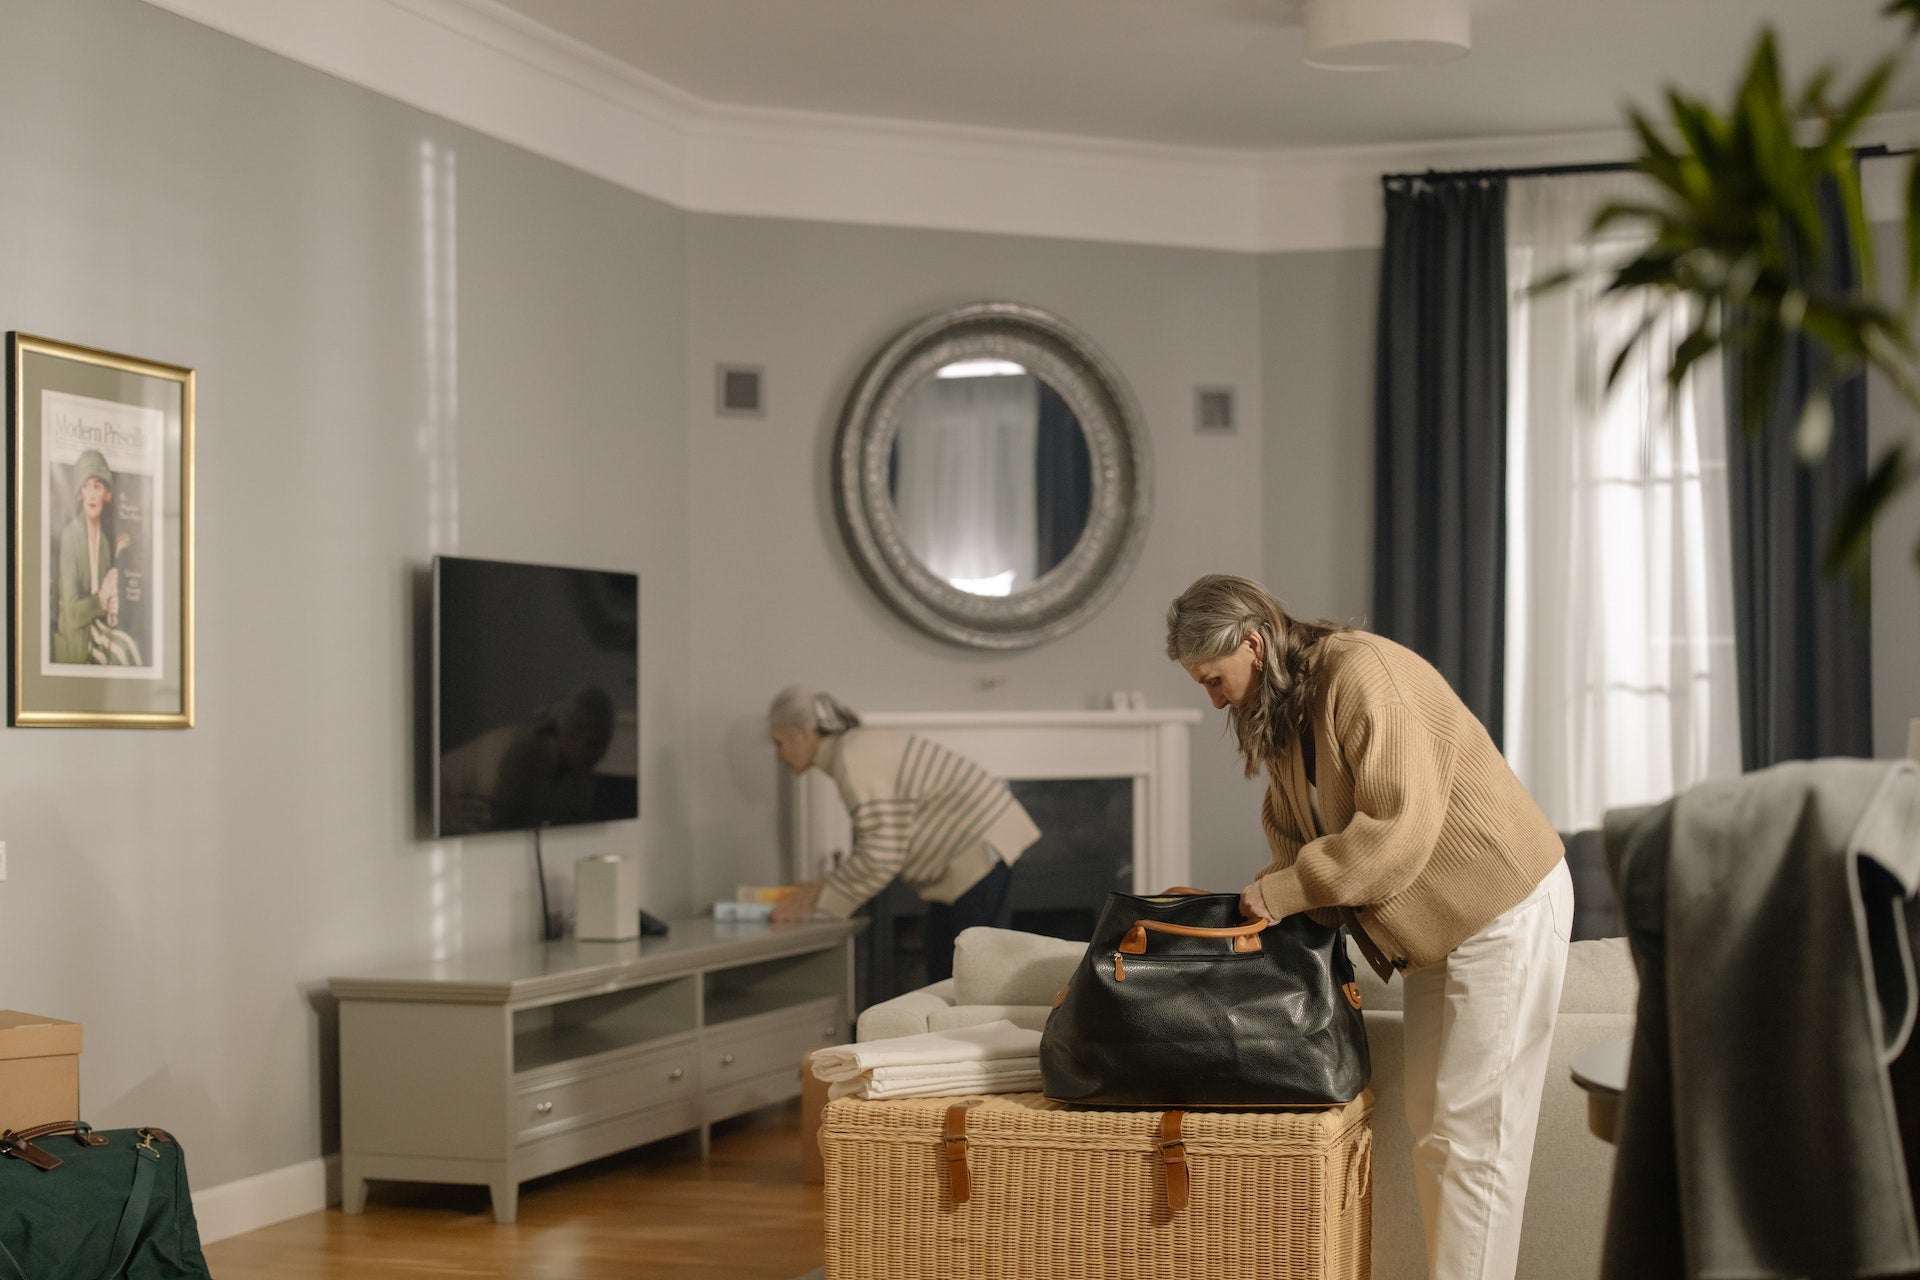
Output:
top-left (1040, 889), bottom-right (1370, 1107)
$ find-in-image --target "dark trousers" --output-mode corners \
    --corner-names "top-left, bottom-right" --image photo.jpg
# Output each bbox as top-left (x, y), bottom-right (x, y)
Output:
top-left (921, 859), bottom-right (1013, 984)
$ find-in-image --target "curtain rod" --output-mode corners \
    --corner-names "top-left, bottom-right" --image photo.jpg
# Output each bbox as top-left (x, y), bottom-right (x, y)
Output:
top-left (1381, 143), bottom-right (1906, 188)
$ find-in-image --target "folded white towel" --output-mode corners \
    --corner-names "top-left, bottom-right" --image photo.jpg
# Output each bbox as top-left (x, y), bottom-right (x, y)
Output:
top-left (810, 1020), bottom-right (1042, 1082)
top-left (827, 1057), bottom-right (1044, 1100)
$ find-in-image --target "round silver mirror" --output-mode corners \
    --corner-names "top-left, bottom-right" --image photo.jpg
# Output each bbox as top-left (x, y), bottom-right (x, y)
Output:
top-left (834, 302), bottom-right (1151, 649)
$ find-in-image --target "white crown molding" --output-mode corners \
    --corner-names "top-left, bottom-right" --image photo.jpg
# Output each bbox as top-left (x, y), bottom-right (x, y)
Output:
top-left (137, 0), bottom-right (696, 206)
top-left (134, 0), bottom-right (1920, 256)
top-left (685, 101), bottom-right (1274, 250)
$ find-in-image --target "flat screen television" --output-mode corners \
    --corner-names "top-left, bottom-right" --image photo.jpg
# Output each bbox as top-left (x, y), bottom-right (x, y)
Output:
top-left (432, 555), bottom-right (638, 838)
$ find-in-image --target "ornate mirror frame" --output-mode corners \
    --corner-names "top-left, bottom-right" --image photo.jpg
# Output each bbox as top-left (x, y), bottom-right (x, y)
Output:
top-left (833, 301), bottom-right (1153, 650)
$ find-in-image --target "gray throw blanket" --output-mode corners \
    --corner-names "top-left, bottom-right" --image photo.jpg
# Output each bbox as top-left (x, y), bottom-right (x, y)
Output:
top-left (1602, 759), bottom-right (1920, 1279)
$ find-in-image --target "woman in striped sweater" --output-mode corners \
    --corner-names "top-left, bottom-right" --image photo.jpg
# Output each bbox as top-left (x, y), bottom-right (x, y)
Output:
top-left (1166, 574), bottom-right (1572, 1280)
top-left (765, 687), bottom-right (1040, 982)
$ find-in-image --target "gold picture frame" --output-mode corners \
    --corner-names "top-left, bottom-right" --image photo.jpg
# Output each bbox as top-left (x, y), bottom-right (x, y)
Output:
top-left (8, 333), bottom-right (194, 727)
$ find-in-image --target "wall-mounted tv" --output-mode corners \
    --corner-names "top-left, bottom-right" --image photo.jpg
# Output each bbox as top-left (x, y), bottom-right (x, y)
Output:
top-left (432, 555), bottom-right (638, 838)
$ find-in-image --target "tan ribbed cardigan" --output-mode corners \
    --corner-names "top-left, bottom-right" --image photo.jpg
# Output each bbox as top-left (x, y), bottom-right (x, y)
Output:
top-left (1255, 630), bottom-right (1563, 980)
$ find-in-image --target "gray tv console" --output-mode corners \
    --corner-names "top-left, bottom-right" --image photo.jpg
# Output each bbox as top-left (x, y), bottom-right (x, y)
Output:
top-left (329, 916), bottom-right (860, 1223)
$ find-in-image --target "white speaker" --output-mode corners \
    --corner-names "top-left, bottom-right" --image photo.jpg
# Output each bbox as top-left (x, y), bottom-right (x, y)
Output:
top-left (575, 854), bottom-right (640, 941)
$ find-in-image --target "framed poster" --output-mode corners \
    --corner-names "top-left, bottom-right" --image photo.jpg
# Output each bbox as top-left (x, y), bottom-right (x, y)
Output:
top-left (8, 333), bottom-right (194, 727)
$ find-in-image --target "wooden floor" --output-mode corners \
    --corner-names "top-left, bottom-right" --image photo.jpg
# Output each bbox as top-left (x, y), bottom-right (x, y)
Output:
top-left (203, 1102), bottom-right (822, 1280)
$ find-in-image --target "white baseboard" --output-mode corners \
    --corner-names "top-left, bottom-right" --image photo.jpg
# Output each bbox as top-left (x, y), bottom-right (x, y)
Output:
top-left (194, 1154), bottom-right (336, 1245)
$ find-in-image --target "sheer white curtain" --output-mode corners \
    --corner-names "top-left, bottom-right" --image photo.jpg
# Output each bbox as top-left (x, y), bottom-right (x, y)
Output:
top-left (1504, 173), bottom-right (1742, 831)
top-left (891, 372), bottom-right (1040, 594)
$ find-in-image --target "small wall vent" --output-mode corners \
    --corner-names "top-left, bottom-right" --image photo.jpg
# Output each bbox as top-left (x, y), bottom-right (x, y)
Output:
top-left (717, 364), bottom-right (765, 417)
top-left (1195, 386), bottom-right (1236, 434)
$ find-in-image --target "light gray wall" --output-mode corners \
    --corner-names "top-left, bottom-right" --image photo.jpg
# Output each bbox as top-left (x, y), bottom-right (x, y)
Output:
top-left (1871, 219), bottom-right (1920, 760)
top-left (685, 216), bottom-right (1299, 896)
top-left (0, 0), bottom-right (690, 1187)
top-left (1260, 248), bottom-right (1378, 627)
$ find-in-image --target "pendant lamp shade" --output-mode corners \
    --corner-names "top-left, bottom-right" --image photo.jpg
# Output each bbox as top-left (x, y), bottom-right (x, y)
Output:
top-left (1303, 0), bottom-right (1471, 69)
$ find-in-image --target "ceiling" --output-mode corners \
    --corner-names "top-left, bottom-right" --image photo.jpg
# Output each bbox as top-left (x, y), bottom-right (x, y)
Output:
top-left (484, 0), bottom-right (1919, 153)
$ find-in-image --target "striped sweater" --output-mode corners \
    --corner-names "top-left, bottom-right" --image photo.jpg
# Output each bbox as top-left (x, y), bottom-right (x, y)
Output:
top-left (1256, 630), bottom-right (1564, 979)
top-left (813, 728), bottom-right (1040, 918)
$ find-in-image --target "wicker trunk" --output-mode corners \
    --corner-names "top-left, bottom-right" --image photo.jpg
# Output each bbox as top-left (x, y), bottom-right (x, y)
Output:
top-left (821, 1091), bottom-right (1372, 1280)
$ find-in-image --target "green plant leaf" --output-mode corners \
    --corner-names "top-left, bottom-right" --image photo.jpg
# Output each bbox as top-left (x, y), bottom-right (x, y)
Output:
top-left (1605, 308), bottom-right (1665, 393)
top-left (1794, 390), bottom-right (1835, 461)
top-left (1735, 326), bottom-right (1786, 441)
top-left (1628, 109), bottom-right (1691, 197)
top-left (1826, 442), bottom-right (1915, 604)
top-left (1888, 0), bottom-right (1920, 37)
top-left (1906, 156), bottom-right (1920, 307)
top-left (1836, 165), bottom-right (1877, 301)
top-left (1829, 55), bottom-right (1898, 144)
top-left (1590, 200), bottom-right (1675, 235)
top-left (1667, 90), bottom-right (1727, 176)
top-left (1669, 320), bottom-right (1722, 390)
top-left (1799, 66), bottom-right (1839, 116)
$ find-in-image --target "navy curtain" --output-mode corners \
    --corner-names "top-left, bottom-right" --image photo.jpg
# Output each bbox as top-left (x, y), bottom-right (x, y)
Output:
top-left (1372, 175), bottom-right (1510, 746)
top-left (1033, 380), bottom-right (1092, 575)
top-left (1722, 181), bottom-right (1874, 768)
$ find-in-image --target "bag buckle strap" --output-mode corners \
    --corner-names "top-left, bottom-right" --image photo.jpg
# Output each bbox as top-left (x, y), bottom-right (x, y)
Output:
top-left (0, 1130), bottom-right (61, 1172)
top-left (942, 1101), bottom-right (980, 1205)
top-left (1157, 1111), bottom-right (1189, 1213)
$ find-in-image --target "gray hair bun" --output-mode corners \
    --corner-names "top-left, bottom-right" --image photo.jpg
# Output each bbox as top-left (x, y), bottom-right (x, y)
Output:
top-left (768, 685), bottom-right (863, 734)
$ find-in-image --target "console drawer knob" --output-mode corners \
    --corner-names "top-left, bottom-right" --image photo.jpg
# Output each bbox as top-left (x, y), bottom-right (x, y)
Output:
top-left (534, 1101), bottom-right (554, 1115)
top-left (720, 1053), bottom-right (735, 1066)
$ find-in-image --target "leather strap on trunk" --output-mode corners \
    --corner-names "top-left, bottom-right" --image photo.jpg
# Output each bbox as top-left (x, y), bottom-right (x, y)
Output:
top-left (1158, 1110), bottom-right (1189, 1213)
top-left (941, 1103), bottom-right (1190, 1213)
top-left (943, 1102), bottom-right (980, 1204)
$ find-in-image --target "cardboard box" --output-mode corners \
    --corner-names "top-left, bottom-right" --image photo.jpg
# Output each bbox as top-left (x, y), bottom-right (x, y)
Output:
top-left (0, 1010), bottom-right (81, 1132)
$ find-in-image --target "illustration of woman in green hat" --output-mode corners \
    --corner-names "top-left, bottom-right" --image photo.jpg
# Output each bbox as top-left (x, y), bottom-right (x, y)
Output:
top-left (52, 449), bottom-right (140, 666)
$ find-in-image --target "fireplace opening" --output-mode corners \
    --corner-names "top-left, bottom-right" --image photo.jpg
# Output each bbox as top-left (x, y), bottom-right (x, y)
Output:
top-left (856, 776), bottom-right (1132, 1009)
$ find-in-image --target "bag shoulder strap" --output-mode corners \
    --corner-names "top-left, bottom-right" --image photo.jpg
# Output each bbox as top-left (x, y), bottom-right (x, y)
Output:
top-left (105, 1130), bottom-right (169, 1280)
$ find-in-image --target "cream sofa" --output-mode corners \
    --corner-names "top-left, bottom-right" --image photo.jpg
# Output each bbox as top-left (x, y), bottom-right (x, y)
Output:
top-left (857, 926), bottom-right (1637, 1280)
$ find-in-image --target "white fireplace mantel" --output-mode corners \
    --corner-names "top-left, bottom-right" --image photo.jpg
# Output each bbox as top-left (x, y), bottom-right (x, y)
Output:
top-left (783, 708), bottom-right (1202, 894)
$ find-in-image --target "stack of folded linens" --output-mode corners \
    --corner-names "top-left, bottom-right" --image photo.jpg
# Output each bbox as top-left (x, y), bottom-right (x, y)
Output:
top-left (810, 1020), bottom-right (1042, 1100)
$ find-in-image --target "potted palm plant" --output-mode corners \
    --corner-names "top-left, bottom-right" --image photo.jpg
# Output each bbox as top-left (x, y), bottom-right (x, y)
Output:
top-left (1591, 0), bottom-right (1920, 592)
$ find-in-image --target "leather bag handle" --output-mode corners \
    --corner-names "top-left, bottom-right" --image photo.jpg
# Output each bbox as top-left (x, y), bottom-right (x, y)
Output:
top-left (0, 1121), bottom-right (110, 1172)
top-left (1113, 917), bottom-right (1264, 979)
top-left (1119, 919), bottom-right (1264, 955)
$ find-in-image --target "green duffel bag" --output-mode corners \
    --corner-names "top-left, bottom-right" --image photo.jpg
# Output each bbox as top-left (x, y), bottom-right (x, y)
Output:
top-left (0, 1122), bottom-right (211, 1280)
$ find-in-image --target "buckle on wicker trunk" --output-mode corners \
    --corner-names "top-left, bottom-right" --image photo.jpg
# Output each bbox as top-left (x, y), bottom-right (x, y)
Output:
top-left (1157, 1111), bottom-right (1189, 1213)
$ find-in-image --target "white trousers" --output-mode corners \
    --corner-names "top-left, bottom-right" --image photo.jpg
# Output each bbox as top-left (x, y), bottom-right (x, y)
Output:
top-left (1401, 858), bottom-right (1574, 1280)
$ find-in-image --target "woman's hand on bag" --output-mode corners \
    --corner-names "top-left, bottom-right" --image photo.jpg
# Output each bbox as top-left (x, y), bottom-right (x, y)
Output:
top-left (1238, 879), bottom-right (1277, 924)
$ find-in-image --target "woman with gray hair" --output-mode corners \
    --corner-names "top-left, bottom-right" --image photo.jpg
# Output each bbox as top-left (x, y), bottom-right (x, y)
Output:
top-left (1166, 573), bottom-right (1571, 1280)
top-left (766, 685), bottom-right (1039, 982)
